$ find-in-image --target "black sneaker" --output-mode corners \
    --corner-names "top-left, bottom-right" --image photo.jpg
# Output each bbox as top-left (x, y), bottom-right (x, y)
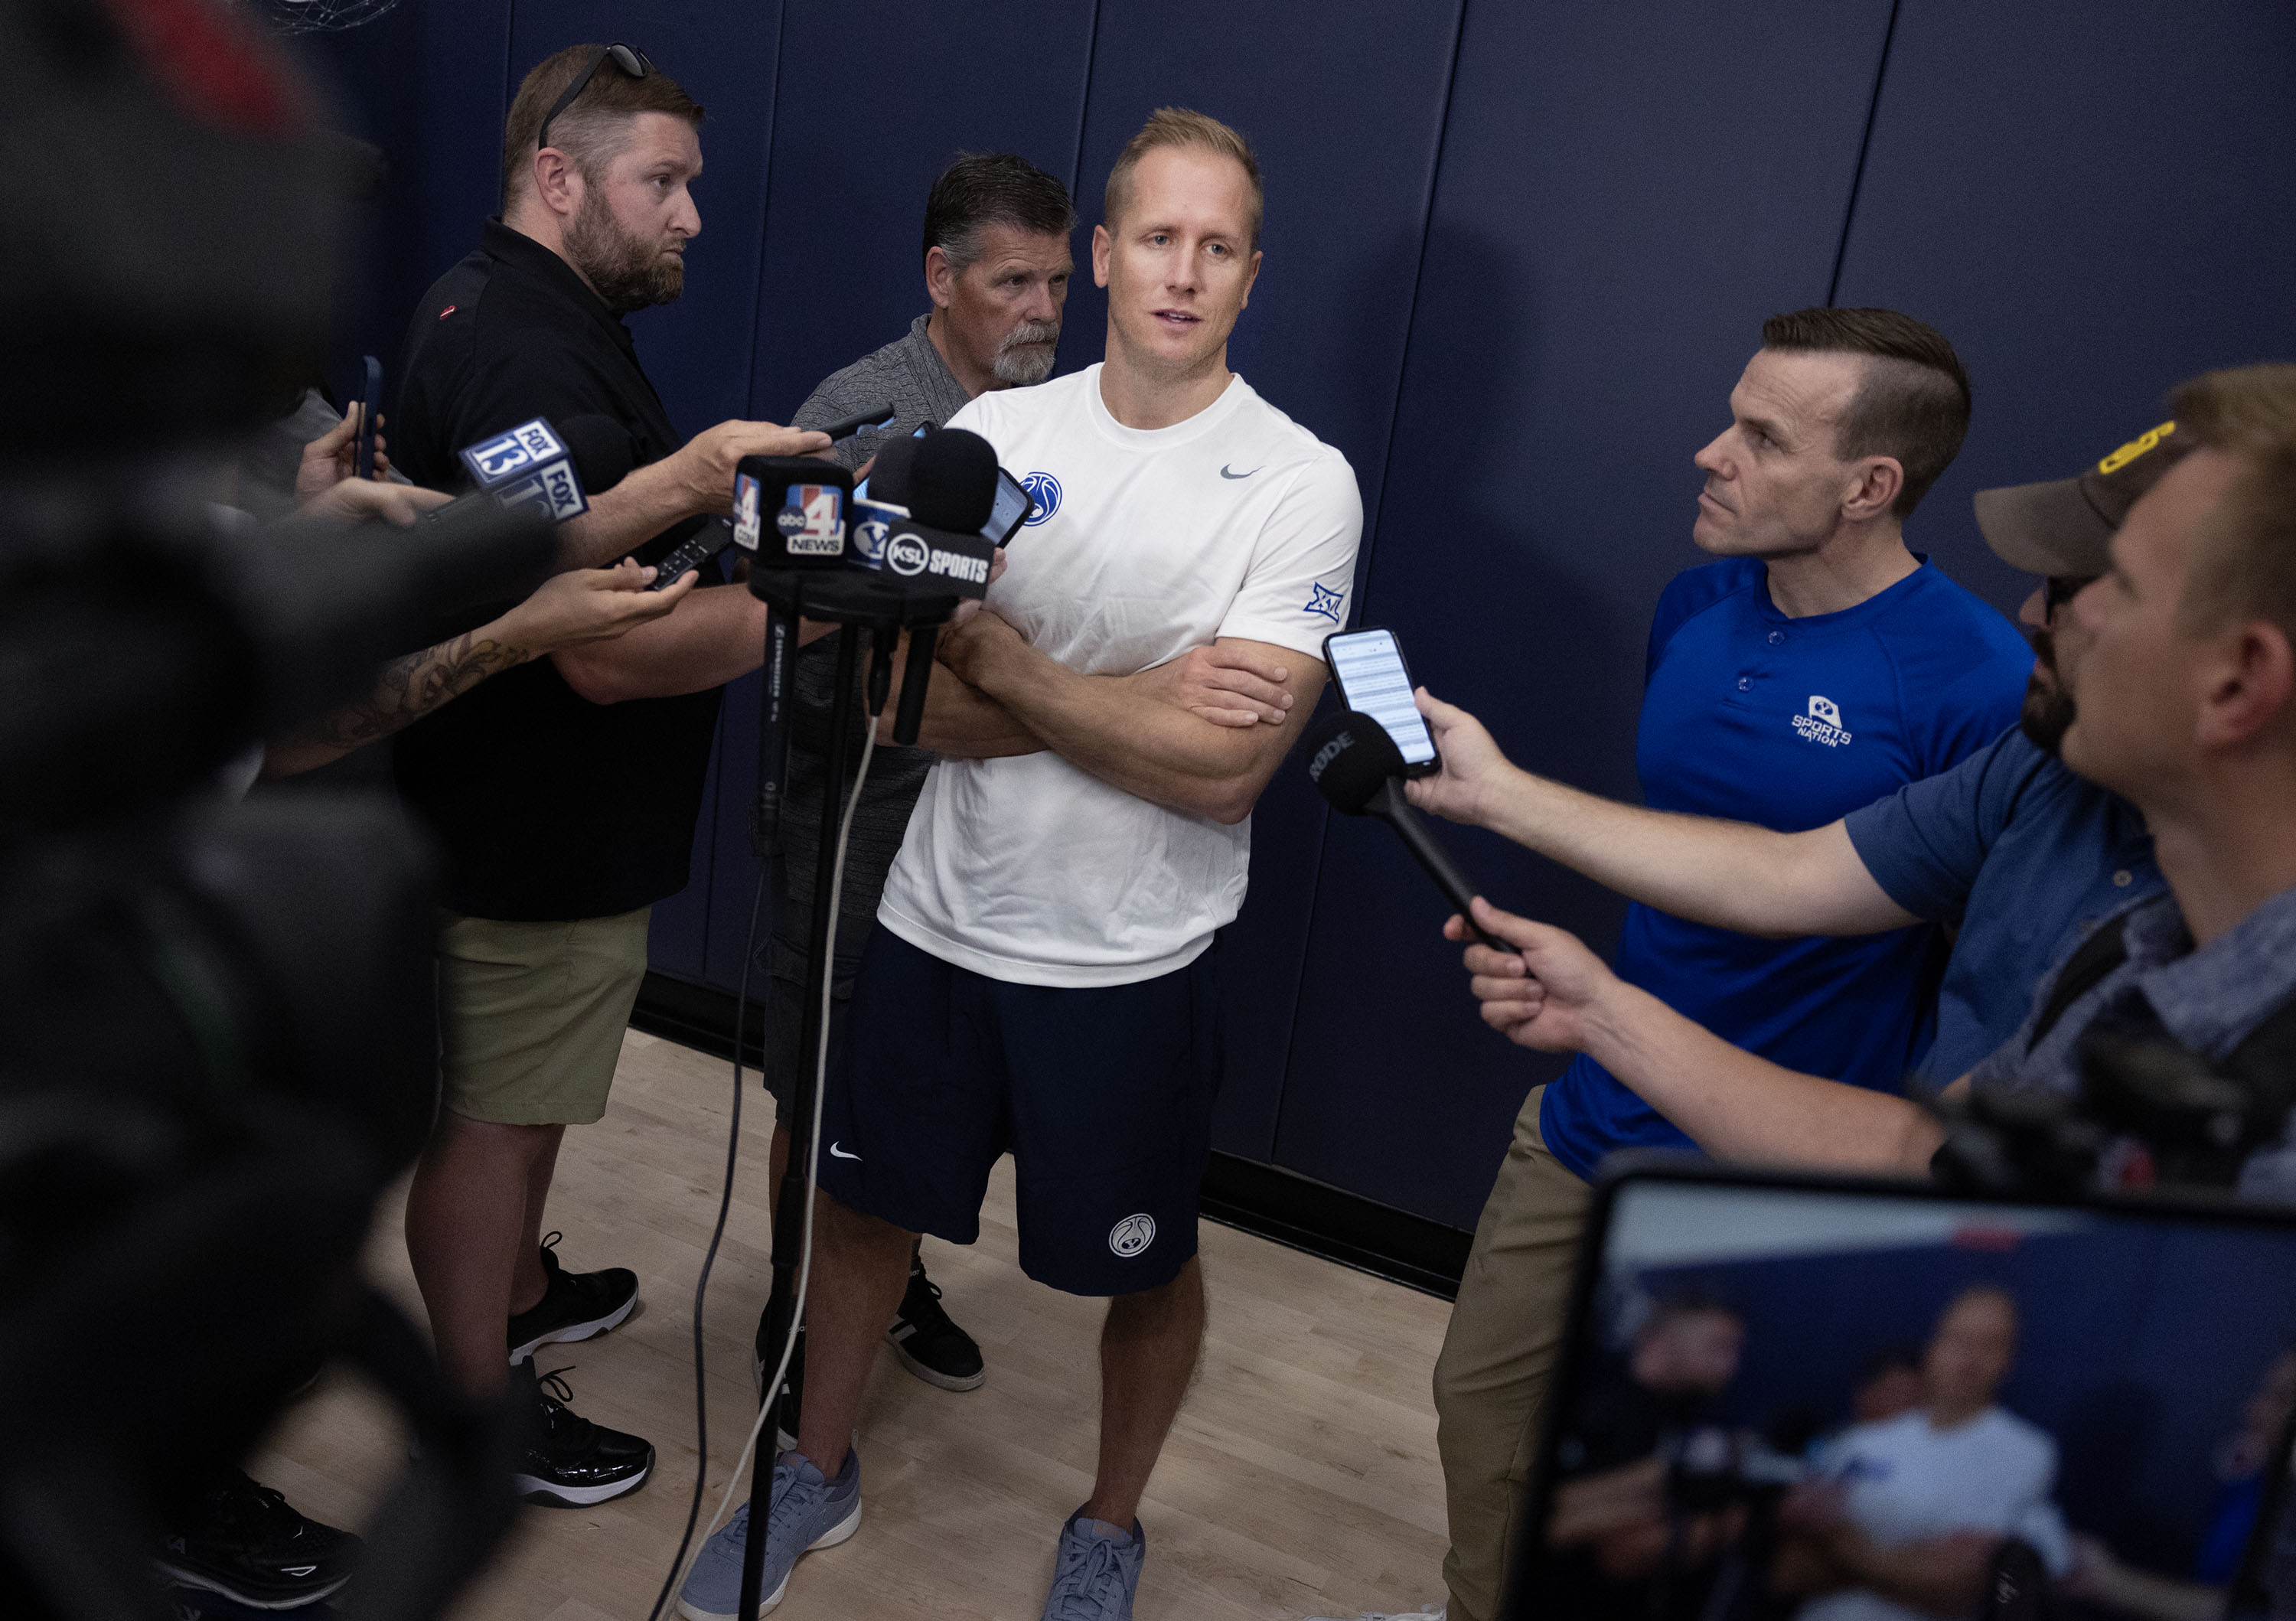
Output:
top-left (514, 1362), bottom-right (654, 1508)
top-left (507, 1231), bottom-right (638, 1364)
top-left (157, 1467), bottom-right (361, 1610)
top-left (886, 1252), bottom-right (985, 1392)
top-left (752, 1312), bottom-right (804, 1452)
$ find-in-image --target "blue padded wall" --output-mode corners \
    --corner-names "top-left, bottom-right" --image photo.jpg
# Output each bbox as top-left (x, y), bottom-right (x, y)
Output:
top-left (1269, 0), bottom-right (1898, 1228)
top-left (1061, 0), bottom-right (1465, 1159)
top-left (1830, 0), bottom-right (2296, 616)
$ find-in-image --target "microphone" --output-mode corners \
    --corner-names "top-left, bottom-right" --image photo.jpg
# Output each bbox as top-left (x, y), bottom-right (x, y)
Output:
top-left (1304, 709), bottom-right (1499, 946)
top-left (417, 414), bottom-right (633, 562)
top-left (454, 416), bottom-right (596, 521)
top-left (881, 429), bottom-right (1000, 745)
top-left (905, 427), bottom-right (996, 533)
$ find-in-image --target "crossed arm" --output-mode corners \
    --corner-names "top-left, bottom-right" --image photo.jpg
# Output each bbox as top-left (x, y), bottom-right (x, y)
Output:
top-left (930, 610), bottom-right (1326, 823)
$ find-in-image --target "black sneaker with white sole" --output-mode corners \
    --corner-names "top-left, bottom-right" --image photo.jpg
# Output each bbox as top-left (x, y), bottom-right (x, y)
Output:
top-left (752, 1313), bottom-right (805, 1452)
top-left (514, 1362), bottom-right (654, 1507)
top-left (886, 1251), bottom-right (984, 1392)
top-left (507, 1231), bottom-right (639, 1364)
top-left (157, 1467), bottom-right (361, 1610)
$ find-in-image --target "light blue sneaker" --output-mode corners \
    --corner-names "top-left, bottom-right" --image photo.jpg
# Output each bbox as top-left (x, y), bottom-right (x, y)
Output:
top-left (677, 1447), bottom-right (861, 1620)
top-left (1040, 1507), bottom-right (1146, 1620)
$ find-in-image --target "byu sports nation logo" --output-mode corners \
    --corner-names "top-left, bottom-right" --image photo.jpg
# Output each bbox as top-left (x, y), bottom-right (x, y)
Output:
top-left (1792, 693), bottom-right (1852, 748)
top-left (1303, 581), bottom-right (1346, 624)
top-left (853, 514), bottom-right (890, 567)
top-left (1109, 1213), bottom-right (1156, 1258)
top-left (1021, 471), bottom-right (1061, 524)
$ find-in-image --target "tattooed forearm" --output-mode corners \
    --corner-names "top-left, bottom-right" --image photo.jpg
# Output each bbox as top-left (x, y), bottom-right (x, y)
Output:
top-left (261, 631), bottom-right (533, 778)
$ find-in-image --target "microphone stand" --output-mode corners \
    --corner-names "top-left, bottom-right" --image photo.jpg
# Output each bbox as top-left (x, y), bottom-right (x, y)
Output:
top-left (735, 564), bottom-right (957, 1621)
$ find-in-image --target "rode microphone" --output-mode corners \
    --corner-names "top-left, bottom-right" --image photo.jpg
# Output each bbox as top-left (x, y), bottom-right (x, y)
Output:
top-left (1304, 709), bottom-right (1499, 945)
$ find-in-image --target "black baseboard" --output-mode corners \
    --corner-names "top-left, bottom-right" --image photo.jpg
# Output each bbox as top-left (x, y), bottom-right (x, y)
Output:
top-left (630, 971), bottom-right (1468, 1300)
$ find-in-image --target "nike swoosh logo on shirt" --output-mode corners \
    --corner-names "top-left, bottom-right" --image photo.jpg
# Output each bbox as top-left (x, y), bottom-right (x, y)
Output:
top-left (828, 1142), bottom-right (861, 1160)
top-left (1220, 464), bottom-right (1261, 479)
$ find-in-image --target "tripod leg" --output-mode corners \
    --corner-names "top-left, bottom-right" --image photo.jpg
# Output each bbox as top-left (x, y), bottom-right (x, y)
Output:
top-left (739, 624), bottom-right (861, 1620)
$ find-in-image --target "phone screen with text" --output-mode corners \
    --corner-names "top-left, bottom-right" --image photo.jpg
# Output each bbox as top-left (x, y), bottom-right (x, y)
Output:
top-left (1329, 629), bottom-right (1437, 766)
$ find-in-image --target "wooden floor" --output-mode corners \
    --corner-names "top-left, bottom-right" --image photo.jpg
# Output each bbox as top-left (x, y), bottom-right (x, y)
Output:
top-left (253, 1029), bottom-right (1453, 1620)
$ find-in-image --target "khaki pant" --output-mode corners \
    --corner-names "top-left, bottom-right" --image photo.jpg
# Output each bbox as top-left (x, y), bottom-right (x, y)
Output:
top-left (1433, 1084), bottom-right (1592, 1621)
top-left (436, 907), bottom-right (652, 1127)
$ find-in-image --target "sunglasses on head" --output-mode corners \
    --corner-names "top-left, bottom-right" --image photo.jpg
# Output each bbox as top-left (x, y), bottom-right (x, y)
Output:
top-left (537, 43), bottom-right (654, 152)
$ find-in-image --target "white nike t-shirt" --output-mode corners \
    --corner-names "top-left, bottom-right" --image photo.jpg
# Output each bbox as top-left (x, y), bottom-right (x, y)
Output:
top-left (1800, 1406), bottom-right (2072, 1621)
top-left (876, 364), bottom-right (1362, 987)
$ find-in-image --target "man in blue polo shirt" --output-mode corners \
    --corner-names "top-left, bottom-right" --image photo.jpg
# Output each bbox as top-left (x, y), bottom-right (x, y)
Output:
top-left (1407, 419), bottom-right (2187, 1092)
top-left (1402, 307), bottom-right (2032, 1621)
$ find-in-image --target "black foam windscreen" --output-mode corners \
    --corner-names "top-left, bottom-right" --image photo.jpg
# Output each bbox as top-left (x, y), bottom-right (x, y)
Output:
top-left (1303, 709), bottom-right (1407, 815)
top-left (866, 432), bottom-right (921, 510)
top-left (906, 428), bottom-right (998, 535)
top-left (556, 413), bottom-right (636, 495)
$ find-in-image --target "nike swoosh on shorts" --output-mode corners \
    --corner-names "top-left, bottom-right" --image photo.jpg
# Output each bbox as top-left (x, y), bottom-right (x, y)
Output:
top-left (828, 1143), bottom-right (861, 1161)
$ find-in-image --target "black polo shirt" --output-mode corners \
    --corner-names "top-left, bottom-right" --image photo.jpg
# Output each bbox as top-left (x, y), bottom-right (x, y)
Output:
top-left (390, 218), bottom-right (722, 922)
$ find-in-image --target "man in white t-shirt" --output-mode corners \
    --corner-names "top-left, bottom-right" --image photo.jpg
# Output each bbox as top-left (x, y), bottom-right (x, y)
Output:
top-left (677, 108), bottom-right (1361, 1621)
top-left (1784, 1286), bottom-right (2072, 1621)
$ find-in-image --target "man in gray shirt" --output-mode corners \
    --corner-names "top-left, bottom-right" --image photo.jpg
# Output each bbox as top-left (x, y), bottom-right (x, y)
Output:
top-left (754, 152), bottom-right (1079, 1407)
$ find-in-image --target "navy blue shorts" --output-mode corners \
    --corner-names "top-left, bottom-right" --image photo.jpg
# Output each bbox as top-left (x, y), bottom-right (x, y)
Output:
top-left (819, 925), bottom-right (1221, 1296)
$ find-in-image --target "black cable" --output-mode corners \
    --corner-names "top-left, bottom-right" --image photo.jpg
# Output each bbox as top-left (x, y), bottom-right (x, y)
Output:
top-left (646, 860), bottom-right (769, 1621)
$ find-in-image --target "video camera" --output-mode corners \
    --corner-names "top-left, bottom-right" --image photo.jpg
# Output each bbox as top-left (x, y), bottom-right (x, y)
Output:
top-left (1929, 1021), bottom-right (2296, 1200)
top-left (0, 4), bottom-right (550, 1615)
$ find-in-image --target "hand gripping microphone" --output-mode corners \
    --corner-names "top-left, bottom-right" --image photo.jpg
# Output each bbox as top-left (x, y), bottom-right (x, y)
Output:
top-left (1304, 709), bottom-right (1500, 946)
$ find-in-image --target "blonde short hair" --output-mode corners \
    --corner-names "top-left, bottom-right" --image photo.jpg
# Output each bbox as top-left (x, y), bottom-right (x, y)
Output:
top-left (1103, 106), bottom-right (1263, 250)
top-left (2168, 362), bottom-right (2296, 648)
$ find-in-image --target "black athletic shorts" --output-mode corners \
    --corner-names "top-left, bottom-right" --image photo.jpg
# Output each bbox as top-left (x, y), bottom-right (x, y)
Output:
top-left (819, 924), bottom-right (1221, 1296)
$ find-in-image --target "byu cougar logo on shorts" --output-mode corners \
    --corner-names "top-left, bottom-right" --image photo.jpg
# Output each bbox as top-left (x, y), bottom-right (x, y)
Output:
top-left (1109, 1213), bottom-right (1156, 1258)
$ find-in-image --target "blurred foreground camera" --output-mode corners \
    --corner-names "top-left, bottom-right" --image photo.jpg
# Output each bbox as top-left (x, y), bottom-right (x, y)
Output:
top-left (0, 2), bottom-right (553, 1615)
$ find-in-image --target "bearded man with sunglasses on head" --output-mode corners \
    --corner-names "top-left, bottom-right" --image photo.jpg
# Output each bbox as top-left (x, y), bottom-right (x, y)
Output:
top-left (390, 43), bottom-right (831, 1507)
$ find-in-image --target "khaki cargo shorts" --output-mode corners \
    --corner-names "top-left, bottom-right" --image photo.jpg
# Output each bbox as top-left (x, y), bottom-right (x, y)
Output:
top-left (436, 907), bottom-right (651, 1127)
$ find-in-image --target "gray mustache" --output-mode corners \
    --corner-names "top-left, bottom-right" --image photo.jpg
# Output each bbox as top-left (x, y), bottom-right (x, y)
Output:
top-left (999, 320), bottom-right (1061, 353)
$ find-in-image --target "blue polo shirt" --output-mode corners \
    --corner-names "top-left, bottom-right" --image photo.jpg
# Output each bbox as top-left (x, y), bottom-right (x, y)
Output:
top-left (1540, 556), bottom-right (2033, 1179)
top-left (1843, 726), bottom-right (2162, 1083)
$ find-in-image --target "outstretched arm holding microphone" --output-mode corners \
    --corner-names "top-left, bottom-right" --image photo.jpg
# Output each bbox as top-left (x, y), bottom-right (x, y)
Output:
top-left (1404, 688), bottom-right (1916, 938)
top-left (1445, 897), bottom-right (1947, 1173)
